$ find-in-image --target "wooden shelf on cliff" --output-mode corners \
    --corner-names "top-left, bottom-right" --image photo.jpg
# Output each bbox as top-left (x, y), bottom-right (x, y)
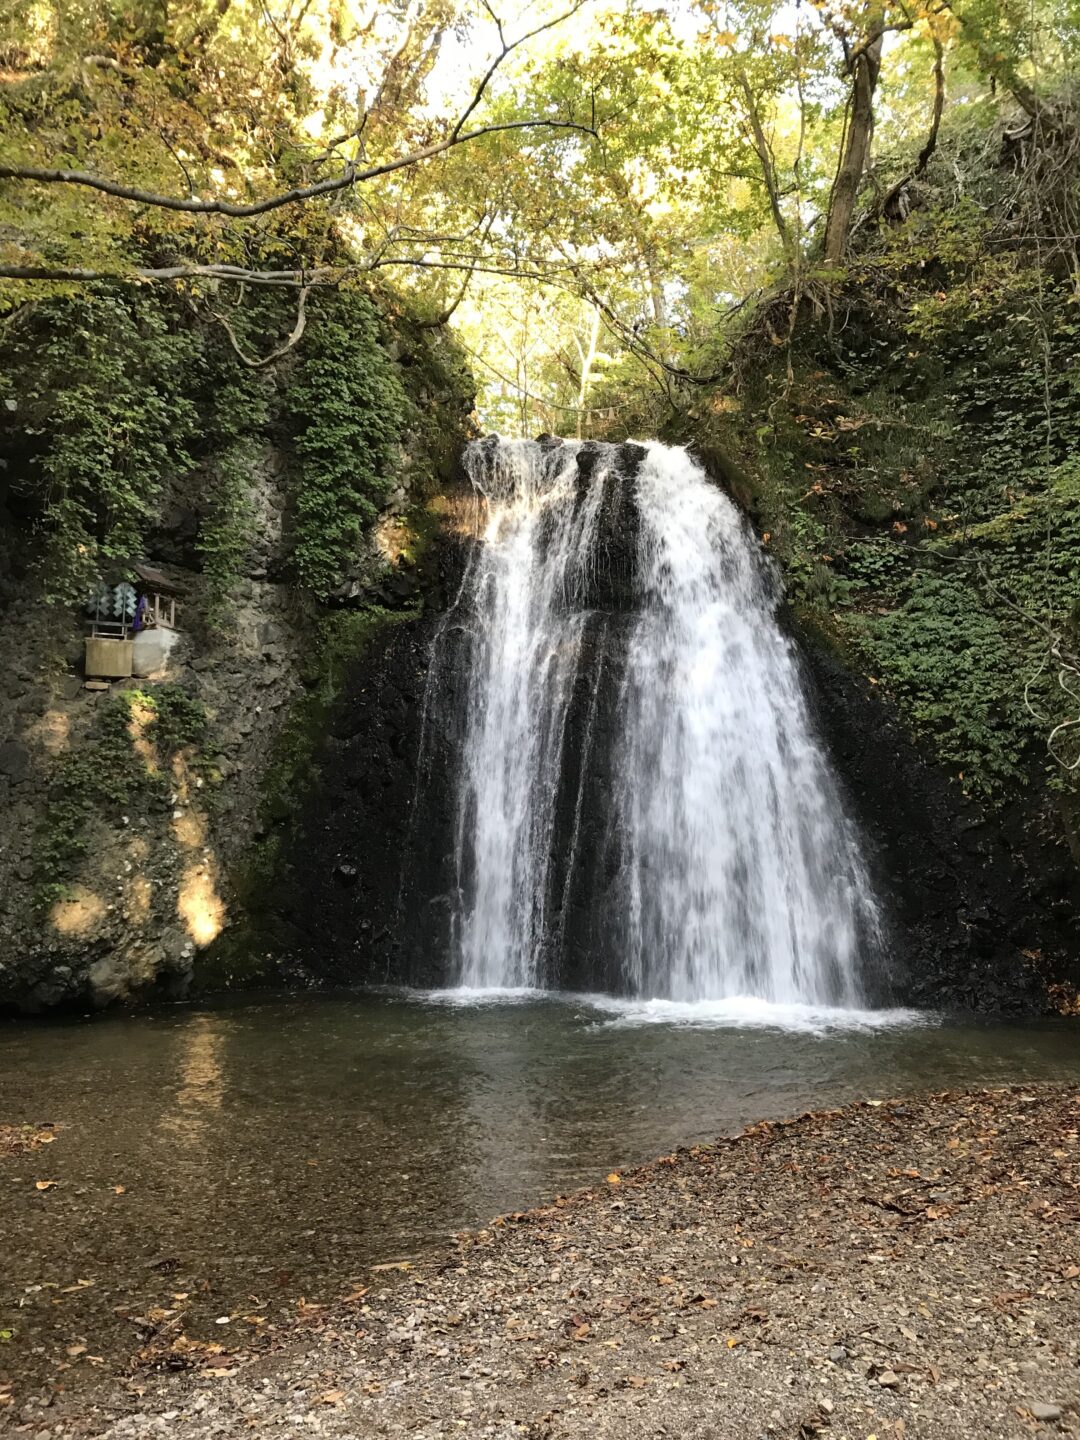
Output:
top-left (83, 567), bottom-right (184, 682)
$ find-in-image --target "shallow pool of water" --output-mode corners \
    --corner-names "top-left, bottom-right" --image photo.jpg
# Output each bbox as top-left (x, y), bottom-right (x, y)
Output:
top-left (2, 989), bottom-right (1078, 1395)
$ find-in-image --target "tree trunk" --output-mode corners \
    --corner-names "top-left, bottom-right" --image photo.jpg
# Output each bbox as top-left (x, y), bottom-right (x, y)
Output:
top-left (879, 33), bottom-right (945, 224)
top-left (738, 72), bottom-right (795, 269)
top-left (575, 305), bottom-right (601, 440)
top-left (824, 27), bottom-right (884, 264)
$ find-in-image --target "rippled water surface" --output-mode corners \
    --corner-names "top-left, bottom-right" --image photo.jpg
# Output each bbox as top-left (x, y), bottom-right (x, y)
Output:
top-left (2, 990), bottom-right (1079, 1394)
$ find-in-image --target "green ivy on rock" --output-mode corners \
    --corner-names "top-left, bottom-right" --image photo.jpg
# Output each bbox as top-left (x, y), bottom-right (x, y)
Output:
top-left (287, 291), bottom-right (407, 600)
top-left (0, 290), bottom-right (199, 607)
top-left (192, 310), bottom-right (276, 627)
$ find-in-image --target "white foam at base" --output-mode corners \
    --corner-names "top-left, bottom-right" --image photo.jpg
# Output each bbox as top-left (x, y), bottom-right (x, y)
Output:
top-left (415, 986), bottom-right (928, 1033)
top-left (582, 994), bottom-right (928, 1034)
top-left (423, 985), bottom-right (549, 1006)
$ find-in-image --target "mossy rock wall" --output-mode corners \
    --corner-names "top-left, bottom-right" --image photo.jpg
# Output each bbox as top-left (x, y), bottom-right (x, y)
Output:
top-left (0, 284), bottom-right (476, 1012)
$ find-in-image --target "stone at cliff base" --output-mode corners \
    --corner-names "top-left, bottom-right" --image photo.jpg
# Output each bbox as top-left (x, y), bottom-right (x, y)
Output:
top-left (0, 740), bottom-right (30, 781)
top-left (1028, 1403), bottom-right (1063, 1422)
top-left (132, 627), bottom-right (181, 678)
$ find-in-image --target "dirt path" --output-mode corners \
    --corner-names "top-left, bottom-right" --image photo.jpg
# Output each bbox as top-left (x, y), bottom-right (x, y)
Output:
top-left (16, 1085), bottom-right (1080, 1439)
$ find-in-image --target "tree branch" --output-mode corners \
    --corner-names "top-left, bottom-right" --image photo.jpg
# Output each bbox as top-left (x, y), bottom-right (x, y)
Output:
top-left (0, 256), bottom-right (578, 288)
top-left (877, 32), bottom-right (945, 220)
top-left (823, 13), bottom-right (885, 263)
top-left (736, 70), bottom-right (795, 266)
top-left (211, 284), bottom-right (311, 366)
top-left (0, 263), bottom-right (333, 286)
top-left (844, 17), bottom-right (914, 69)
top-left (413, 212), bottom-right (497, 328)
top-left (315, 1), bottom-right (429, 165)
top-left (0, 121), bottom-right (595, 218)
top-left (558, 254), bottom-right (725, 386)
top-left (456, 332), bottom-right (619, 417)
top-left (451, 0), bottom-right (590, 141)
top-left (1, 0), bottom-right (594, 227)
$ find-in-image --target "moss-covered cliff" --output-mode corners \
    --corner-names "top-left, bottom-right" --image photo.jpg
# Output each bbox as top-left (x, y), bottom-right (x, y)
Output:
top-left (0, 285), bottom-right (476, 1011)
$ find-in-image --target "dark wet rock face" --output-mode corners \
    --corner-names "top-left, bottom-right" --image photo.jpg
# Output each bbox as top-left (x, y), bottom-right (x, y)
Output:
top-left (267, 618), bottom-right (455, 985)
top-left (569, 440), bottom-right (644, 612)
top-left (797, 628), bottom-right (1080, 1013)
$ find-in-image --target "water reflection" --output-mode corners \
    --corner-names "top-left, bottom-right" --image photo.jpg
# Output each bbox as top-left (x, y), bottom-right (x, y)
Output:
top-left (160, 1013), bottom-right (226, 1146)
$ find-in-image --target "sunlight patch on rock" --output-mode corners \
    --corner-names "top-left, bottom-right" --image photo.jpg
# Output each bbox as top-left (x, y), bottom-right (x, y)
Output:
top-left (49, 885), bottom-right (106, 938)
top-left (177, 863), bottom-right (225, 946)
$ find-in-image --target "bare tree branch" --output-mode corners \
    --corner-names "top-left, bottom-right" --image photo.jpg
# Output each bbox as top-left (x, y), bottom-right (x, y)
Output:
top-left (414, 212), bottom-right (497, 328)
top-left (456, 332), bottom-right (620, 416)
top-left (552, 246), bottom-right (726, 386)
top-left (1048, 643), bottom-right (1080, 771)
top-left (212, 284), bottom-right (311, 366)
top-left (0, 256), bottom-right (578, 287)
top-left (844, 17), bottom-right (916, 69)
top-left (451, 0), bottom-right (590, 141)
top-left (0, 1), bottom-right (595, 226)
top-left (0, 263), bottom-right (331, 286)
top-left (315, 0), bottom-right (429, 166)
top-left (159, 130), bottom-right (196, 198)
top-left (369, 255), bottom-right (579, 282)
top-left (414, 265), bottom-right (474, 327)
top-left (0, 118), bottom-right (595, 218)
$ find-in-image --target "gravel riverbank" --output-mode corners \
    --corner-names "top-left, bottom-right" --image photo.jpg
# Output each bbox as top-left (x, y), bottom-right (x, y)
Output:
top-left (16, 1084), bottom-right (1080, 1439)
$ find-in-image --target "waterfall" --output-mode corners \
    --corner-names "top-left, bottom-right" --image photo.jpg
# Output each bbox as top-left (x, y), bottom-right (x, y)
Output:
top-left (452, 439), bottom-right (612, 988)
top-left (447, 436), bottom-right (882, 1006)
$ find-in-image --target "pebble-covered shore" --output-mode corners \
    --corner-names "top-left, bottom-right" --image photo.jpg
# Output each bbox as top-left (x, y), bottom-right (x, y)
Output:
top-left (16, 1084), bottom-right (1080, 1439)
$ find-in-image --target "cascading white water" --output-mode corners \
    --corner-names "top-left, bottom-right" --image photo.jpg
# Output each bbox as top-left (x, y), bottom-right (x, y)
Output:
top-left (451, 437), bottom-right (881, 1005)
top-left (453, 440), bottom-right (614, 988)
top-left (616, 444), bottom-right (874, 1005)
